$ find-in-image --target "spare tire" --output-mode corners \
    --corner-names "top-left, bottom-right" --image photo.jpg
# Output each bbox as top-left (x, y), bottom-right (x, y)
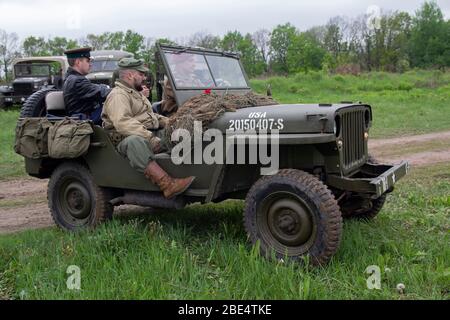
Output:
top-left (20, 88), bottom-right (56, 117)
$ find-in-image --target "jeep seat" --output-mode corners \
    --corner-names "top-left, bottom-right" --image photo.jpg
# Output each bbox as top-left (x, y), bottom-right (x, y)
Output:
top-left (46, 91), bottom-right (66, 112)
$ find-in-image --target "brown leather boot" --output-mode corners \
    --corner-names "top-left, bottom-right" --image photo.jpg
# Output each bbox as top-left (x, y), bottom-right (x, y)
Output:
top-left (144, 161), bottom-right (195, 199)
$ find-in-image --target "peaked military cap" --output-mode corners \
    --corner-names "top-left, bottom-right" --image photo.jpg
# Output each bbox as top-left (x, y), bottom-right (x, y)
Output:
top-left (64, 47), bottom-right (92, 59)
top-left (118, 58), bottom-right (149, 73)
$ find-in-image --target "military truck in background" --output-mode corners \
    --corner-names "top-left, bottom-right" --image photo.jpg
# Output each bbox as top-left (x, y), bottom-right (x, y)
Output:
top-left (88, 50), bottom-right (155, 102)
top-left (86, 50), bottom-right (133, 87)
top-left (0, 56), bottom-right (68, 109)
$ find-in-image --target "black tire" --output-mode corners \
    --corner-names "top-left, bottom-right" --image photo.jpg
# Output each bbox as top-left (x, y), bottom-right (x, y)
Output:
top-left (20, 88), bottom-right (56, 117)
top-left (0, 94), bottom-right (4, 109)
top-left (244, 169), bottom-right (343, 266)
top-left (340, 194), bottom-right (387, 220)
top-left (48, 162), bottom-right (113, 231)
top-left (339, 155), bottom-right (387, 220)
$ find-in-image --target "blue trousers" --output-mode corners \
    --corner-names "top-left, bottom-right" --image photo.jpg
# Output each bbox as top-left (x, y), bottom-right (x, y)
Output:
top-left (72, 107), bottom-right (103, 125)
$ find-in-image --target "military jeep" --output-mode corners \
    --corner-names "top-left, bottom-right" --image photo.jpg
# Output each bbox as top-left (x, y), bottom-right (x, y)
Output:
top-left (16, 44), bottom-right (409, 266)
top-left (0, 56), bottom-right (68, 109)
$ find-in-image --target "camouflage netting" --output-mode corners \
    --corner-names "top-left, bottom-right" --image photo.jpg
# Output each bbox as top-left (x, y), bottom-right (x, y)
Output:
top-left (164, 92), bottom-right (278, 147)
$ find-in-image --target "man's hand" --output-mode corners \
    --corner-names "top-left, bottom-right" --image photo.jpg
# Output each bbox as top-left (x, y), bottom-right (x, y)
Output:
top-left (149, 136), bottom-right (164, 154)
top-left (158, 116), bottom-right (169, 129)
top-left (141, 85), bottom-right (150, 98)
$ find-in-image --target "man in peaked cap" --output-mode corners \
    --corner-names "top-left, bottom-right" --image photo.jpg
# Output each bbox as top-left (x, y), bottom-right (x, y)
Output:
top-left (63, 47), bottom-right (111, 125)
top-left (102, 58), bottom-right (195, 199)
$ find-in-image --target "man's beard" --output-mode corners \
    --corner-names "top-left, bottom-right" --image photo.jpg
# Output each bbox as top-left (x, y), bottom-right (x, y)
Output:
top-left (133, 80), bottom-right (143, 92)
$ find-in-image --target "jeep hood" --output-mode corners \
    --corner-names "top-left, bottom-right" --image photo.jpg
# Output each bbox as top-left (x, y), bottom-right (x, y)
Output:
top-left (209, 103), bottom-right (371, 134)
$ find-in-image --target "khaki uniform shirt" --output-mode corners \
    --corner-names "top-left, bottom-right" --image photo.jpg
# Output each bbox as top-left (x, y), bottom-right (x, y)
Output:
top-left (102, 81), bottom-right (166, 143)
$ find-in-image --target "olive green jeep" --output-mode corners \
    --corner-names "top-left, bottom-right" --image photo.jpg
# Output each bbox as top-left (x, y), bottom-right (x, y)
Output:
top-left (15, 44), bottom-right (409, 266)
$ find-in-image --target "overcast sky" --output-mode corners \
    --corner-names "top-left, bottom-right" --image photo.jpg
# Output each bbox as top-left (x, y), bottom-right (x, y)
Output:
top-left (0, 0), bottom-right (449, 41)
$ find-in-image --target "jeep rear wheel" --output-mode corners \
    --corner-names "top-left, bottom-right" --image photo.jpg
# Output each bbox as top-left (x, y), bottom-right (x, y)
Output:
top-left (244, 169), bottom-right (342, 266)
top-left (48, 162), bottom-right (113, 231)
top-left (0, 94), bottom-right (4, 109)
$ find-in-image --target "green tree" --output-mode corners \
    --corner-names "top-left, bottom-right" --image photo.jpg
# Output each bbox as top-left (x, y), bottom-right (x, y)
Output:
top-left (410, 1), bottom-right (448, 68)
top-left (143, 38), bottom-right (177, 73)
top-left (188, 31), bottom-right (221, 50)
top-left (221, 31), bottom-right (265, 77)
top-left (47, 37), bottom-right (78, 56)
top-left (84, 33), bottom-right (110, 50)
top-left (107, 32), bottom-right (125, 50)
top-left (123, 30), bottom-right (145, 57)
top-left (22, 36), bottom-right (49, 56)
top-left (287, 32), bottom-right (326, 73)
top-left (324, 20), bottom-right (342, 61)
top-left (269, 23), bottom-right (297, 74)
top-left (0, 29), bottom-right (20, 80)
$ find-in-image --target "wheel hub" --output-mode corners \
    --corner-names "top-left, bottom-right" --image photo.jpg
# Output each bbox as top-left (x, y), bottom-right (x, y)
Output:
top-left (261, 193), bottom-right (315, 248)
top-left (277, 210), bottom-right (298, 234)
top-left (62, 181), bottom-right (91, 219)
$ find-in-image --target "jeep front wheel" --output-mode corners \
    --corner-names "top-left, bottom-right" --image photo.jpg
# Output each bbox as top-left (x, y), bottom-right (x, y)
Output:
top-left (48, 162), bottom-right (113, 231)
top-left (244, 169), bottom-right (342, 266)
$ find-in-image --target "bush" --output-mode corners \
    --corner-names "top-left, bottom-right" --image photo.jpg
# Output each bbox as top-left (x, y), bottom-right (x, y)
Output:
top-left (334, 64), bottom-right (361, 76)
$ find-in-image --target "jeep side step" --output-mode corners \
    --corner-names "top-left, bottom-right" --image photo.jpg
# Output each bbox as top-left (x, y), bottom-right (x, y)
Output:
top-left (110, 190), bottom-right (185, 209)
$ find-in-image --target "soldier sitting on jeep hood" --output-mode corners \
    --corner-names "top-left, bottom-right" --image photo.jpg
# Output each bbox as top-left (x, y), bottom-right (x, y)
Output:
top-left (63, 47), bottom-right (111, 125)
top-left (102, 58), bottom-right (195, 199)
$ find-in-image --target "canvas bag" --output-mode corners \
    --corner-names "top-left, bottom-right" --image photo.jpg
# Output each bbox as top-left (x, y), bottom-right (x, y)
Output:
top-left (48, 118), bottom-right (93, 159)
top-left (14, 118), bottom-right (52, 159)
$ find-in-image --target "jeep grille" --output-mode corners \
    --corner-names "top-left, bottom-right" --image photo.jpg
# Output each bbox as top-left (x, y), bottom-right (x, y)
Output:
top-left (340, 107), bottom-right (368, 172)
top-left (91, 79), bottom-right (111, 86)
top-left (13, 83), bottom-right (34, 95)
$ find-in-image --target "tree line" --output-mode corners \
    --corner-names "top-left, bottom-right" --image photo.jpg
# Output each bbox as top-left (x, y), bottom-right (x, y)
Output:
top-left (0, 1), bottom-right (448, 81)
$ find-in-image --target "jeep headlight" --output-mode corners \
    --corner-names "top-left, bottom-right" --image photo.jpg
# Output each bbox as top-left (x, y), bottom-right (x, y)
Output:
top-left (34, 83), bottom-right (39, 89)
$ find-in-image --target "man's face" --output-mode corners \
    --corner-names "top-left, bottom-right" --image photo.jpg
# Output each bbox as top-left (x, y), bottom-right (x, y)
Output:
top-left (75, 57), bottom-right (91, 75)
top-left (130, 70), bottom-right (147, 91)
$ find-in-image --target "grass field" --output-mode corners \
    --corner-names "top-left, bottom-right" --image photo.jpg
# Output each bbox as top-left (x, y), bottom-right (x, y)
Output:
top-left (0, 70), bottom-right (449, 300)
top-left (0, 163), bottom-right (449, 300)
top-left (252, 70), bottom-right (450, 138)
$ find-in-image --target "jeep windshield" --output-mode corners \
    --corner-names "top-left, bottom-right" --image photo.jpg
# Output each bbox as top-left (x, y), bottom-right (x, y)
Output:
top-left (14, 64), bottom-right (51, 77)
top-left (164, 51), bottom-right (249, 89)
top-left (90, 60), bottom-right (119, 73)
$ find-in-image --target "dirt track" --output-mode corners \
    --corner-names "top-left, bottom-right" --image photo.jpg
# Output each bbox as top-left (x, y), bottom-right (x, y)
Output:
top-left (1, 130), bottom-right (449, 235)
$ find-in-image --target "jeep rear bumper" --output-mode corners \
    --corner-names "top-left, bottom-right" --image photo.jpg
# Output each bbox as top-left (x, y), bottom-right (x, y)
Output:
top-left (327, 161), bottom-right (409, 198)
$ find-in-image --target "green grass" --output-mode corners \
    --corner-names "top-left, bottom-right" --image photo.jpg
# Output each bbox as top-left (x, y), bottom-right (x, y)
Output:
top-left (251, 70), bottom-right (450, 138)
top-left (0, 109), bottom-right (25, 179)
top-left (0, 163), bottom-right (449, 300)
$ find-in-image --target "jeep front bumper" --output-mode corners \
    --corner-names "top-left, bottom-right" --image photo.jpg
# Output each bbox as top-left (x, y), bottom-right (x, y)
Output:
top-left (4, 95), bottom-right (28, 104)
top-left (327, 161), bottom-right (410, 198)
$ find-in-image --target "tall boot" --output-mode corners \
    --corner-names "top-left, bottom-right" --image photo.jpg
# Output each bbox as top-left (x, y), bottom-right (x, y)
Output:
top-left (144, 161), bottom-right (195, 199)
